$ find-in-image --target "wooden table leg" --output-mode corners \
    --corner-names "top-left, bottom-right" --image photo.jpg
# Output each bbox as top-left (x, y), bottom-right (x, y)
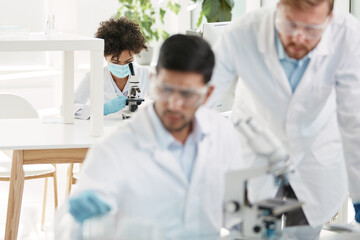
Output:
top-left (5, 150), bottom-right (25, 240)
top-left (66, 163), bottom-right (74, 197)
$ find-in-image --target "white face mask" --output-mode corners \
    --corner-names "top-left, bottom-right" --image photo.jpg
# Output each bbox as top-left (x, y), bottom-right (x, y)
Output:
top-left (108, 62), bottom-right (131, 78)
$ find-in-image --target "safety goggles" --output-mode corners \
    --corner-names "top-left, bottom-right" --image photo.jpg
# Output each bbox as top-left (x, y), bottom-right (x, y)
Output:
top-left (275, 7), bottom-right (329, 40)
top-left (153, 81), bottom-right (209, 108)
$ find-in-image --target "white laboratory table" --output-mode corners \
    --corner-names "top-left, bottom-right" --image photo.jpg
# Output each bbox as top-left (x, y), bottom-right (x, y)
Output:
top-left (321, 232), bottom-right (360, 240)
top-left (0, 32), bottom-right (104, 136)
top-left (0, 118), bottom-right (122, 240)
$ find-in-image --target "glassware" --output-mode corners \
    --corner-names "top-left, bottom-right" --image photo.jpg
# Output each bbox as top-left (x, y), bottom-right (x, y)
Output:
top-left (46, 14), bottom-right (57, 37)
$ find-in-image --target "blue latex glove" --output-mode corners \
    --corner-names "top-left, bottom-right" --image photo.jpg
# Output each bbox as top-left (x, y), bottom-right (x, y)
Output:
top-left (354, 203), bottom-right (360, 223)
top-left (104, 96), bottom-right (127, 115)
top-left (69, 190), bottom-right (112, 223)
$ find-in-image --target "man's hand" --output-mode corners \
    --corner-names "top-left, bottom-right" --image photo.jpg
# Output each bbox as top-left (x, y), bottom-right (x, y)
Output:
top-left (69, 190), bottom-right (111, 223)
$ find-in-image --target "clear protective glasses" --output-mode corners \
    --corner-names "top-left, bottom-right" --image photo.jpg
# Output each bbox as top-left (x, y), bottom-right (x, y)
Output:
top-left (275, 6), bottom-right (329, 40)
top-left (153, 81), bottom-right (209, 108)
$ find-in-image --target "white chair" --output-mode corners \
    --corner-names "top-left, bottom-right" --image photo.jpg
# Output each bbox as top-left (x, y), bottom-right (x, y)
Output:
top-left (0, 94), bottom-right (58, 230)
top-left (66, 163), bottom-right (81, 196)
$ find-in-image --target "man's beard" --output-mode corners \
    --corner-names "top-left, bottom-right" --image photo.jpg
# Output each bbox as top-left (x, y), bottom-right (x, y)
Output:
top-left (284, 42), bottom-right (310, 59)
top-left (162, 110), bottom-right (191, 132)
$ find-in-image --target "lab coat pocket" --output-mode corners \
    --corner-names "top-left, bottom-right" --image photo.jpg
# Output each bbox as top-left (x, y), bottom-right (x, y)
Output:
top-left (310, 132), bottom-right (342, 166)
top-left (306, 83), bottom-right (334, 109)
top-left (203, 164), bottom-right (223, 209)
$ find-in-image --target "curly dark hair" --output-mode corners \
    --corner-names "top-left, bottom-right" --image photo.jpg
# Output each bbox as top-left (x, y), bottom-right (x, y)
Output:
top-left (95, 17), bottom-right (147, 57)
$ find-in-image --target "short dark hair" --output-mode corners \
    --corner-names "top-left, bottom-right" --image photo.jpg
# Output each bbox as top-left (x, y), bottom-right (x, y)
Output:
top-left (280, 0), bottom-right (334, 15)
top-left (156, 34), bottom-right (215, 84)
top-left (95, 17), bottom-right (147, 57)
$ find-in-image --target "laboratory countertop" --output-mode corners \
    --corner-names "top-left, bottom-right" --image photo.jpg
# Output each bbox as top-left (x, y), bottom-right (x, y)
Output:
top-left (0, 117), bottom-right (124, 150)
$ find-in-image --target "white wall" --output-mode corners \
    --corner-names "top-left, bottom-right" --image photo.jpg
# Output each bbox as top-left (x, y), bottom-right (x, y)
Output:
top-left (0, 0), bottom-right (56, 109)
top-left (0, 0), bottom-right (359, 110)
top-left (0, 0), bottom-right (47, 31)
top-left (351, 0), bottom-right (360, 19)
top-left (335, 0), bottom-right (350, 13)
top-left (261, 0), bottom-right (279, 7)
top-left (0, 0), bottom-right (47, 67)
top-left (0, 0), bottom-right (121, 110)
top-left (0, 0), bottom-right (192, 110)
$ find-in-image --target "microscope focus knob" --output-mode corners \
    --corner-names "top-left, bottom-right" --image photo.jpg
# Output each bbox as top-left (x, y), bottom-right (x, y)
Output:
top-left (130, 104), bottom-right (138, 112)
top-left (225, 201), bottom-right (240, 213)
top-left (253, 225), bottom-right (261, 233)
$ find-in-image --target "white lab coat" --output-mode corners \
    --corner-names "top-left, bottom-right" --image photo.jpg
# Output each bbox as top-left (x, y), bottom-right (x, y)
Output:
top-left (57, 105), bottom-right (244, 238)
top-left (74, 64), bottom-right (150, 119)
top-left (210, 8), bottom-right (360, 226)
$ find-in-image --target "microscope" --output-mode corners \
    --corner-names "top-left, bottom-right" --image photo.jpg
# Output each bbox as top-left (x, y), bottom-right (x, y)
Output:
top-left (122, 63), bottom-right (145, 119)
top-left (224, 112), bottom-right (302, 240)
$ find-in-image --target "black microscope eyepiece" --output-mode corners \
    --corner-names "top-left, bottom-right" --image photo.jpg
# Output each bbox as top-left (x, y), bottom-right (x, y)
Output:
top-left (129, 62), bottom-right (135, 76)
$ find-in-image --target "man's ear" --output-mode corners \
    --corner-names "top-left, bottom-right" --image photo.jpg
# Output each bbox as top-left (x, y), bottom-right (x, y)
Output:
top-left (202, 85), bottom-right (214, 105)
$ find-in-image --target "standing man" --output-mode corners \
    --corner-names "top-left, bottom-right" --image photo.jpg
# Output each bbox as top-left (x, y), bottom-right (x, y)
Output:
top-left (209, 0), bottom-right (360, 239)
top-left (56, 34), bottom-right (244, 239)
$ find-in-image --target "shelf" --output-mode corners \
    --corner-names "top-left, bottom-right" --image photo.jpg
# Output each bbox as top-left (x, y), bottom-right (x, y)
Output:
top-left (0, 32), bottom-right (104, 52)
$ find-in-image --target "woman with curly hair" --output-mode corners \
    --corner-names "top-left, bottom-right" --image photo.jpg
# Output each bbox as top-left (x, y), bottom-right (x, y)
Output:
top-left (74, 17), bottom-right (150, 119)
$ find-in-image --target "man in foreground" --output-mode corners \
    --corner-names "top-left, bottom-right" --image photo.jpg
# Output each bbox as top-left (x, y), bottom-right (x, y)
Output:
top-left (56, 34), bottom-right (244, 239)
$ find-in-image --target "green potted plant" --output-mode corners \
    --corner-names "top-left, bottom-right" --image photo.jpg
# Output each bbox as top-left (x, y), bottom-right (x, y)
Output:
top-left (191, 0), bottom-right (234, 27)
top-left (116, 0), bottom-right (180, 65)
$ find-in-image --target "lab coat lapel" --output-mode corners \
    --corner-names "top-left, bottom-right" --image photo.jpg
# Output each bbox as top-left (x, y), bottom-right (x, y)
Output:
top-left (291, 21), bottom-right (334, 99)
top-left (257, 8), bottom-right (292, 96)
top-left (152, 149), bottom-right (188, 187)
top-left (189, 136), bottom-right (211, 187)
top-left (131, 107), bottom-right (188, 187)
top-left (188, 108), bottom-right (213, 188)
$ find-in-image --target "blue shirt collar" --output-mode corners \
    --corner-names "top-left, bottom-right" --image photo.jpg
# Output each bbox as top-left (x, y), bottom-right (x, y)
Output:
top-left (275, 29), bottom-right (313, 64)
top-left (147, 104), bottom-right (205, 149)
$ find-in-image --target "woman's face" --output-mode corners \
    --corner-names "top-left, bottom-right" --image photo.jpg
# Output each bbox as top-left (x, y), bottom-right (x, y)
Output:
top-left (105, 50), bottom-right (134, 65)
